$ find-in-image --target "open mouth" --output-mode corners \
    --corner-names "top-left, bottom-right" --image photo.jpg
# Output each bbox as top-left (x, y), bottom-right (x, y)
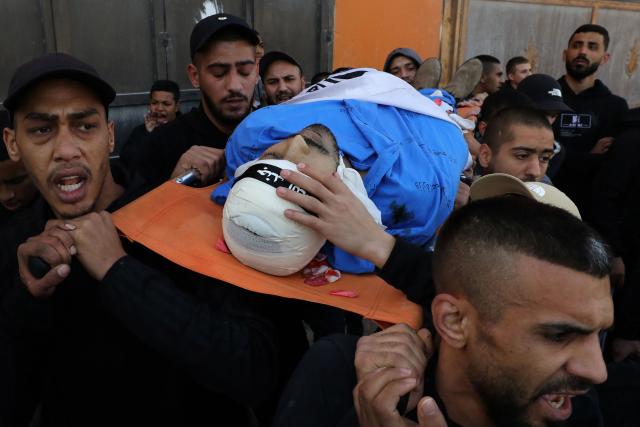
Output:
top-left (51, 169), bottom-right (89, 203)
top-left (536, 390), bottom-right (586, 421)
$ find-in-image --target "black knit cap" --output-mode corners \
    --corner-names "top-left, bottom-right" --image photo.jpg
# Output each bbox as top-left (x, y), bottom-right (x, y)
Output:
top-left (3, 52), bottom-right (115, 113)
top-left (190, 13), bottom-right (258, 58)
top-left (259, 51), bottom-right (302, 79)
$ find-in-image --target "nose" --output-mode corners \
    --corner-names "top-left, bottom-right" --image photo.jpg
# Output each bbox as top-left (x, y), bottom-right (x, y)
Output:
top-left (277, 79), bottom-right (288, 93)
top-left (525, 157), bottom-right (543, 181)
top-left (227, 68), bottom-right (246, 93)
top-left (286, 135), bottom-right (311, 158)
top-left (566, 334), bottom-right (608, 385)
top-left (53, 125), bottom-right (82, 162)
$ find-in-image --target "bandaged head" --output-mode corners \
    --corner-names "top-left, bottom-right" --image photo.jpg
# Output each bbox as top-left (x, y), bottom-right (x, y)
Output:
top-left (222, 158), bottom-right (383, 276)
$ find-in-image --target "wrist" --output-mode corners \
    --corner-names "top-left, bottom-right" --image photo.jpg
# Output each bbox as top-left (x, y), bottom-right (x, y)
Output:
top-left (362, 231), bottom-right (395, 269)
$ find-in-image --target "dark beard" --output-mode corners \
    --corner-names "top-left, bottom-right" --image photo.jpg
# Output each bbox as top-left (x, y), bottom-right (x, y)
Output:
top-left (202, 91), bottom-right (252, 128)
top-left (565, 58), bottom-right (600, 81)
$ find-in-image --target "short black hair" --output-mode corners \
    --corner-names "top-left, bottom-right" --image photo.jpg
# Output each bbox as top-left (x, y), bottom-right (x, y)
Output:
top-left (433, 196), bottom-right (610, 321)
top-left (483, 105), bottom-right (551, 152)
top-left (506, 56), bottom-right (530, 75)
top-left (150, 80), bottom-right (180, 102)
top-left (479, 90), bottom-right (534, 124)
top-left (570, 24), bottom-right (610, 50)
top-left (474, 55), bottom-right (501, 75)
top-left (194, 26), bottom-right (257, 63)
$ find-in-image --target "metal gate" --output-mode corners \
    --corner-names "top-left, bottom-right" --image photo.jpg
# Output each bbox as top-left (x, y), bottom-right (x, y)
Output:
top-left (0, 0), bottom-right (335, 151)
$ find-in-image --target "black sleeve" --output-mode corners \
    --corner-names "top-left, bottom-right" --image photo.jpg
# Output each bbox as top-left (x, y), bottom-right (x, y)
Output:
top-left (99, 255), bottom-right (279, 407)
top-left (119, 125), bottom-right (150, 172)
top-left (614, 253), bottom-right (640, 340)
top-left (376, 238), bottom-right (435, 327)
top-left (0, 279), bottom-right (52, 426)
top-left (590, 131), bottom-right (638, 256)
top-left (134, 124), bottom-right (188, 187)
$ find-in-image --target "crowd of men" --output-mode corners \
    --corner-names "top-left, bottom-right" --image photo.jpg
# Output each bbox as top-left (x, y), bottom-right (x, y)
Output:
top-left (0, 11), bottom-right (638, 427)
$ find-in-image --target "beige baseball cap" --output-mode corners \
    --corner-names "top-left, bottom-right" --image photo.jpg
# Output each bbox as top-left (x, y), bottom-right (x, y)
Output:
top-left (470, 173), bottom-right (581, 219)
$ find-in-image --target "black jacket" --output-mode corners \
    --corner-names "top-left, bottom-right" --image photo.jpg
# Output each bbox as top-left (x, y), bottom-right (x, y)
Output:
top-left (0, 168), bottom-right (279, 427)
top-left (553, 77), bottom-right (628, 220)
top-left (591, 109), bottom-right (640, 340)
top-left (131, 105), bottom-right (229, 188)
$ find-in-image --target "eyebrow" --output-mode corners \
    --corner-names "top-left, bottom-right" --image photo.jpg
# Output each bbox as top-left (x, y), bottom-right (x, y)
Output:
top-left (302, 135), bottom-right (330, 155)
top-left (535, 323), bottom-right (595, 336)
top-left (207, 59), bottom-right (255, 69)
top-left (68, 108), bottom-right (100, 120)
top-left (24, 112), bottom-right (57, 122)
top-left (511, 146), bottom-right (555, 153)
top-left (24, 108), bottom-right (99, 122)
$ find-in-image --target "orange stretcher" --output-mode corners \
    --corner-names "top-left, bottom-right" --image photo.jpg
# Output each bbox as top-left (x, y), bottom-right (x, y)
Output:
top-left (112, 181), bottom-right (423, 329)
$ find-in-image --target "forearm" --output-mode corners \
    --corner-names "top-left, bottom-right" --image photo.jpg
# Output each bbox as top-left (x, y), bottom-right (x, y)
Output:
top-left (377, 238), bottom-right (435, 311)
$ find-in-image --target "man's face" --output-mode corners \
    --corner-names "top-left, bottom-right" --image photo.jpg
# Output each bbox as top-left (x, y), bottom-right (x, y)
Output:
top-left (188, 39), bottom-right (257, 131)
top-left (481, 63), bottom-right (504, 93)
top-left (149, 90), bottom-right (179, 124)
top-left (0, 159), bottom-right (38, 211)
top-left (388, 55), bottom-right (418, 84)
top-left (509, 63), bottom-right (532, 88)
top-left (563, 32), bottom-right (609, 81)
top-left (3, 79), bottom-right (114, 219)
top-left (480, 124), bottom-right (555, 182)
top-left (263, 60), bottom-right (306, 105)
top-left (466, 254), bottom-right (612, 427)
top-left (259, 126), bottom-right (339, 174)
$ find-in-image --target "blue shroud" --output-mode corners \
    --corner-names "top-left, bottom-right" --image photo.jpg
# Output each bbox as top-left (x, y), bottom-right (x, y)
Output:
top-left (213, 99), bottom-right (468, 273)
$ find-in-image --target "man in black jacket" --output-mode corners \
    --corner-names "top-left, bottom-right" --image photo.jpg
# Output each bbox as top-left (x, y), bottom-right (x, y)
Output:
top-left (133, 13), bottom-right (260, 188)
top-left (0, 52), bottom-right (278, 426)
top-left (273, 196), bottom-right (612, 427)
top-left (553, 24), bottom-right (628, 220)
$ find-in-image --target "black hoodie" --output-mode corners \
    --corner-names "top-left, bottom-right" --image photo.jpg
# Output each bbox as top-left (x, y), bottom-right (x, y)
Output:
top-left (553, 77), bottom-right (628, 220)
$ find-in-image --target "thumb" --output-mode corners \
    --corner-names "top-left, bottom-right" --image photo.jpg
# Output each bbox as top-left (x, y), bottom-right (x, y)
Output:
top-left (417, 397), bottom-right (448, 427)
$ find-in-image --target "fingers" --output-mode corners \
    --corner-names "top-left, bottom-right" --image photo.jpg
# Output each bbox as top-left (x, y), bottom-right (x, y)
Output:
top-left (355, 367), bottom-right (418, 425)
top-left (417, 397), bottom-right (448, 427)
top-left (176, 146), bottom-right (225, 183)
top-left (17, 240), bottom-right (71, 298)
top-left (355, 324), bottom-right (429, 382)
top-left (282, 164), bottom-right (350, 199)
top-left (416, 329), bottom-right (435, 359)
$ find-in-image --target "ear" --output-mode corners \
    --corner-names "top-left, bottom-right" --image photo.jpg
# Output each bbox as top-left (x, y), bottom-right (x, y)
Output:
top-left (562, 49), bottom-right (567, 63)
top-left (477, 143), bottom-right (492, 168)
top-left (601, 52), bottom-right (610, 65)
top-left (3, 127), bottom-right (20, 162)
top-left (477, 121), bottom-right (488, 137)
top-left (107, 121), bottom-right (115, 154)
top-left (431, 294), bottom-right (469, 349)
top-left (187, 63), bottom-right (200, 88)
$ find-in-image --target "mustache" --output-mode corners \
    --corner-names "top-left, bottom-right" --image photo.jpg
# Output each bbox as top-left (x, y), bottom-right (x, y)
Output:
top-left (533, 376), bottom-right (593, 400)
top-left (222, 91), bottom-right (248, 102)
top-left (48, 163), bottom-right (92, 184)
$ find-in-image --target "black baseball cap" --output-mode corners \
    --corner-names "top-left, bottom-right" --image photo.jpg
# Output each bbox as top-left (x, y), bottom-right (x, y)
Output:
top-left (3, 53), bottom-right (116, 113)
top-left (190, 13), bottom-right (259, 59)
top-left (259, 51), bottom-right (303, 79)
top-left (518, 74), bottom-right (572, 113)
